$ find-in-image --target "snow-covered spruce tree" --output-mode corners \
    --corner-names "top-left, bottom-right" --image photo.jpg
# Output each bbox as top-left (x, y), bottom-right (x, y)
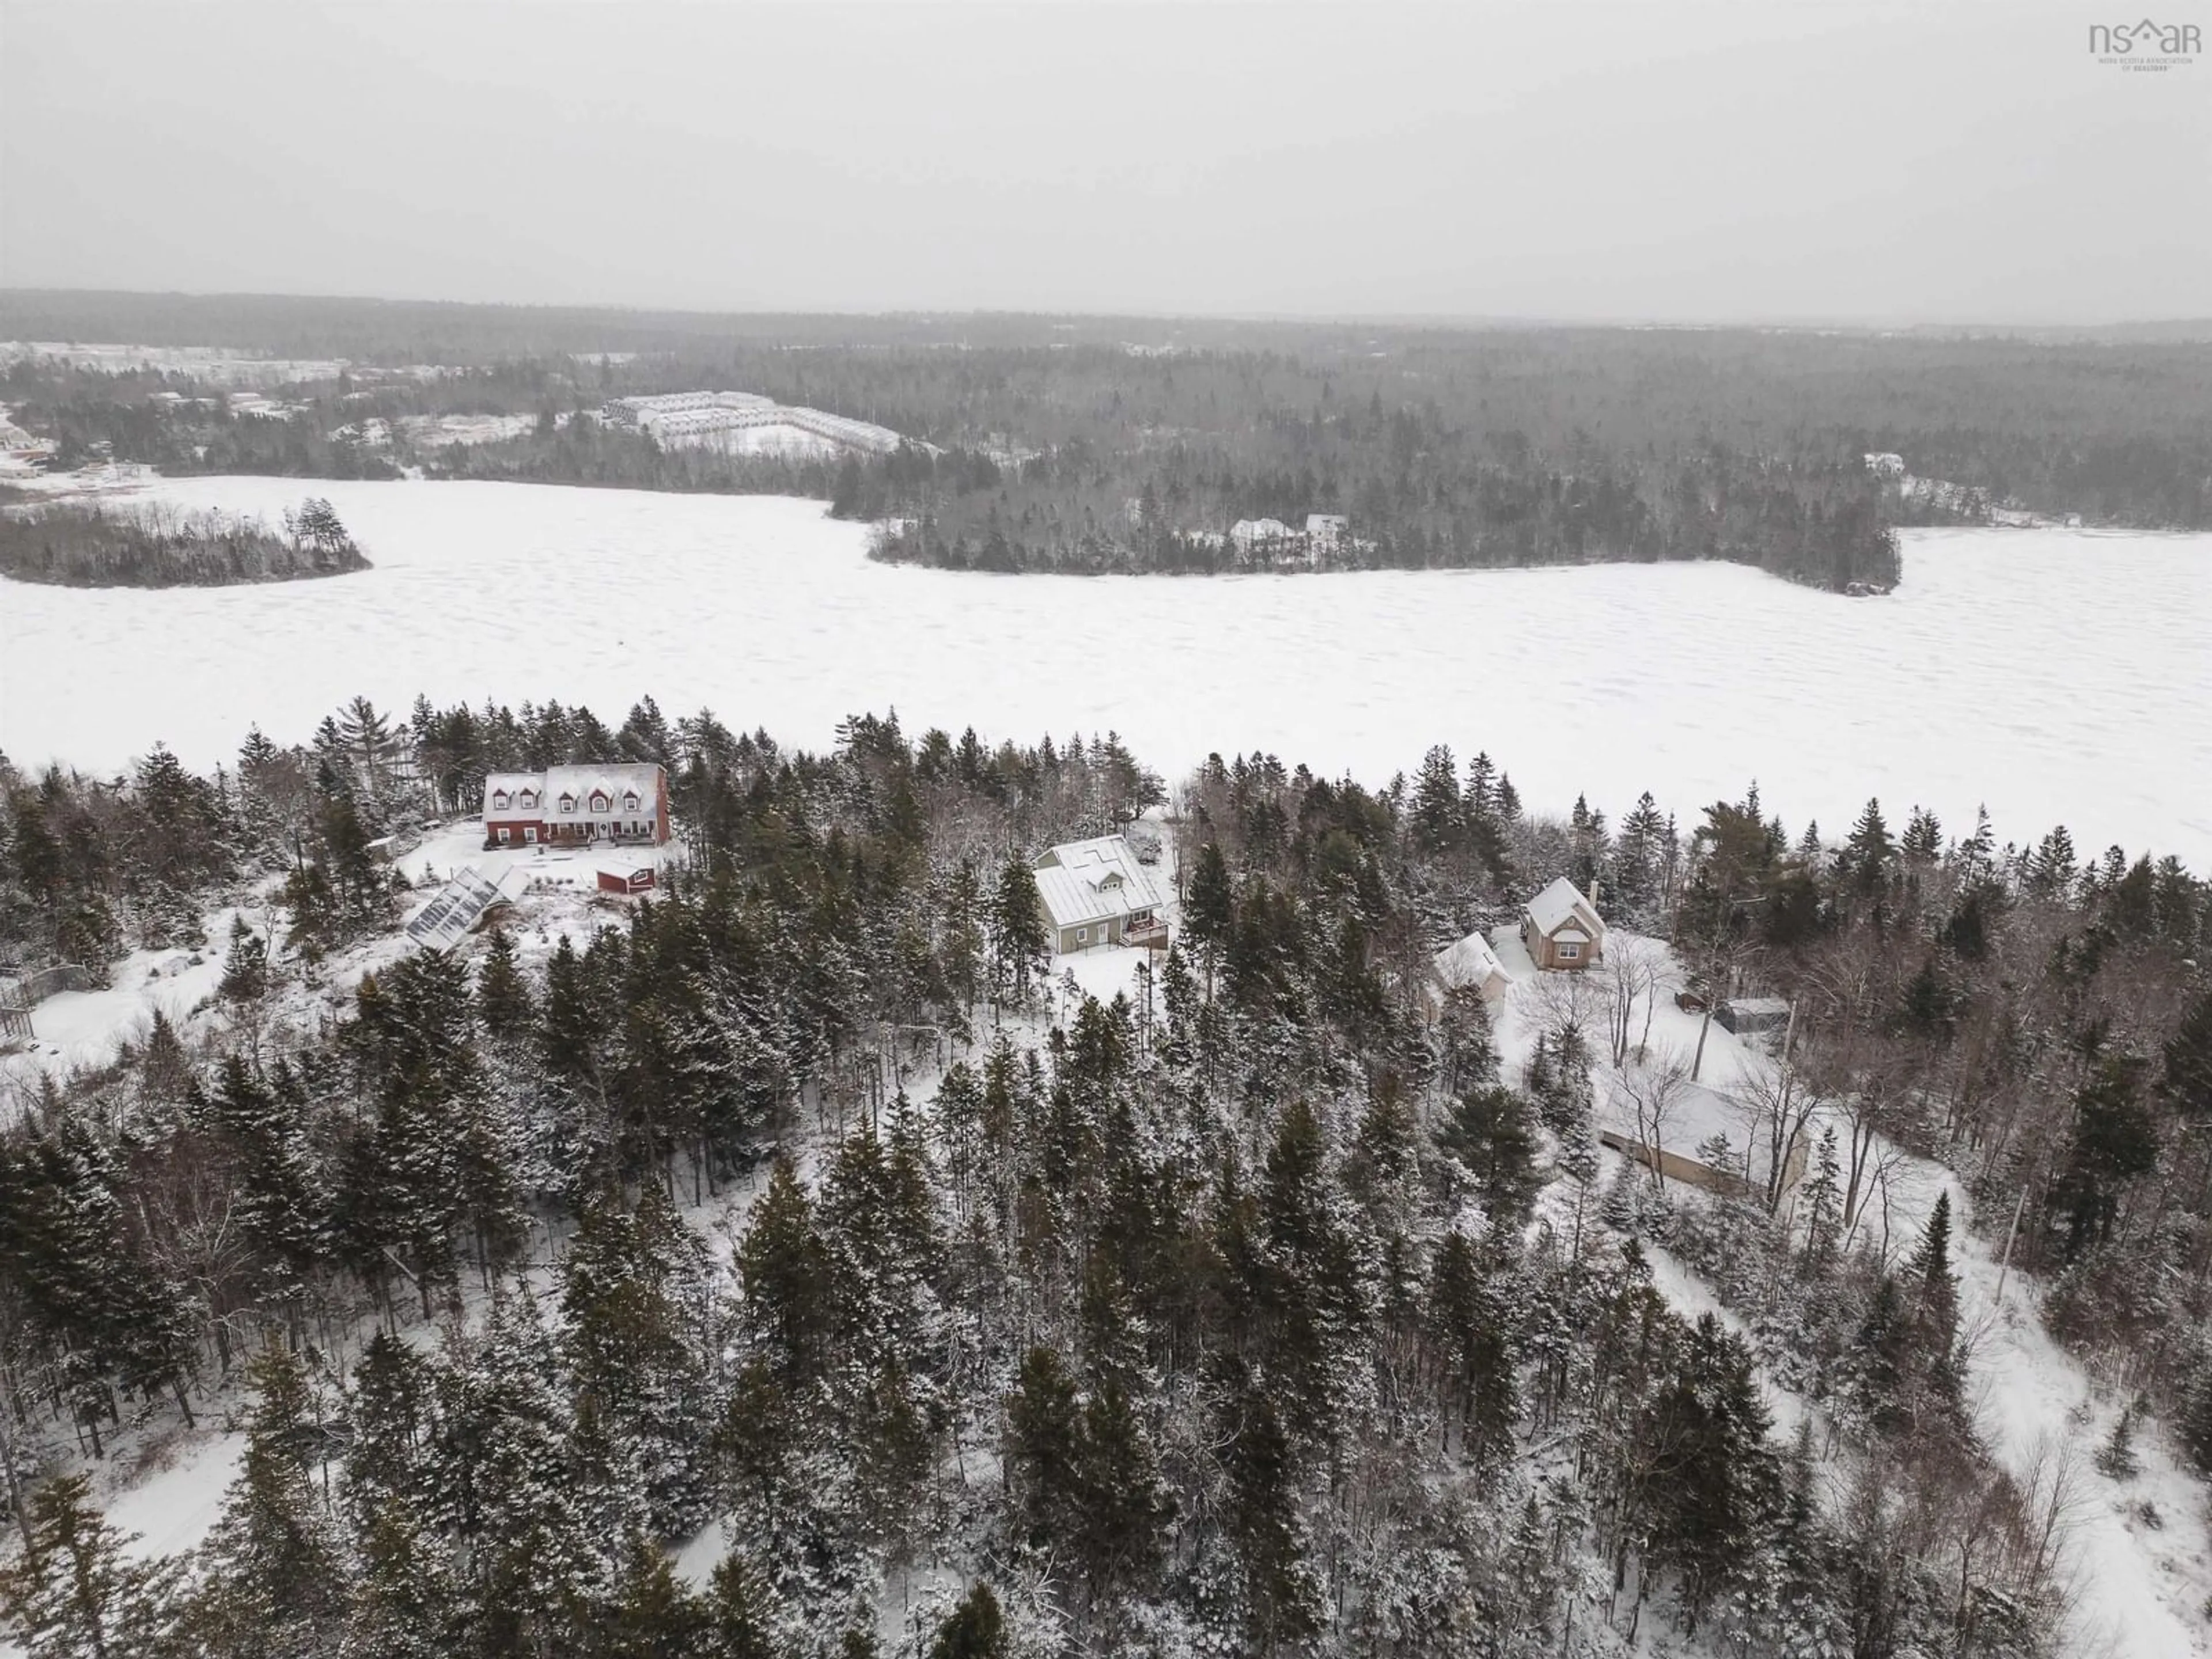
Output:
top-left (453, 1284), bottom-right (611, 1653)
top-left (179, 1339), bottom-right (352, 1657)
top-left (560, 1183), bottom-right (719, 1539)
top-left (197, 1055), bottom-right (329, 1334)
top-left (0, 1474), bottom-right (184, 1659)
top-left (474, 925), bottom-right (536, 1044)
top-left (340, 1493), bottom-right (461, 1659)
top-left (987, 858), bottom-right (1048, 1009)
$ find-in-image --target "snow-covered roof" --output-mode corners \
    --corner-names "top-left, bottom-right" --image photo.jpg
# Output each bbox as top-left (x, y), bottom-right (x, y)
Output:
top-left (486, 764), bottom-right (662, 821)
top-left (1524, 876), bottom-right (1603, 939)
top-left (1033, 835), bottom-right (1164, 930)
top-left (1728, 996), bottom-right (1791, 1017)
top-left (1435, 929), bottom-right (1508, 990)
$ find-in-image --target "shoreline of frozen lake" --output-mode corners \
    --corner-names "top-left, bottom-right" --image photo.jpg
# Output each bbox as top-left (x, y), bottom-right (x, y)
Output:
top-left (2, 475), bottom-right (2206, 867)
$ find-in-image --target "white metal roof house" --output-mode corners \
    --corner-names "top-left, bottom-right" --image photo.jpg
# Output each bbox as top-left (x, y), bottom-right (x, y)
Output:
top-left (1521, 876), bottom-right (1605, 971)
top-left (1033, 835), bottom-right (1168, 953)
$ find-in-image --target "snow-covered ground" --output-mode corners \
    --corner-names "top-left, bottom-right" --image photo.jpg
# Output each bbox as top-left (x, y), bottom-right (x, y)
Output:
top-left (2, 478), bottom-right (2206, 866)
top-left (1491, 935), bottom-right (2212, 1657)
top-left (1886, 1162), bottom-right (2212, 1658)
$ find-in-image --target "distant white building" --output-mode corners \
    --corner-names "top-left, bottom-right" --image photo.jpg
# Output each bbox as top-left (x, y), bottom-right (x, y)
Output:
top-left (604, 391), bottom-right (777, 425)
top-left (1230, 517), bottom-right (1294, 556)
top-left (1305, 513), bottom-right (1349, 555)
top-left (601, 391), bottom-right (906, 455)
top-left (1033, 835), bottom-right (1167, 953)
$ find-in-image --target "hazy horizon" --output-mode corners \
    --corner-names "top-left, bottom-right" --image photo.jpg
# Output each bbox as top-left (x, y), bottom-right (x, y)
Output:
top-left (6, 1), bottom-right (2209, 327)
top-left (9, 282), bottom-right (2212, 336)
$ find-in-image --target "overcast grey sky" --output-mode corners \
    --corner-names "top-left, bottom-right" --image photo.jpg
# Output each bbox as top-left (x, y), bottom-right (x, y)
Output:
top-left (3, 0), bottom-right (2207, 323)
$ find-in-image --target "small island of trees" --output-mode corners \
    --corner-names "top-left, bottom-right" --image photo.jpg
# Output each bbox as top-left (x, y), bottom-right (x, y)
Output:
top-left (0, 495), bottom-right (370, 589)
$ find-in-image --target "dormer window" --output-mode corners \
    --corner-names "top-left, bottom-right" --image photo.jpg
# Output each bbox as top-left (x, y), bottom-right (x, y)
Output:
top-left (492, 791), bottom-right (510, 810)
top-left (519, 790), bottom-right (537, 809)
top-left (559, 793), bottom-right (577, 813)
top-left (623, 791), bottom-right (640, 810)
top-left (590, 791), bottom-right (611, 813)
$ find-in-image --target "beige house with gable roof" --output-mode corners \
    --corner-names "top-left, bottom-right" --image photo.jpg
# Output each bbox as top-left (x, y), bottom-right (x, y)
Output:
top-left (1521, 876), bottom-right (1605, 971)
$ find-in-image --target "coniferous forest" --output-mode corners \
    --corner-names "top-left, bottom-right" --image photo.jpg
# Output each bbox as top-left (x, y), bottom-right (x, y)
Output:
top-left (1, 696), bottom-right (2209, 1658)
top-left (8, 293), bottom-right (2212, 592)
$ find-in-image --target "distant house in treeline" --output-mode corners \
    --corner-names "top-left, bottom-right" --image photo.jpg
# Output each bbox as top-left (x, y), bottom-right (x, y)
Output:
top-left (1229, 518), bottom-right (1294, 557)
top-left (1034, 835), bottom-right (1167, 953)
top-left (1305, 513), bottom-right (1349, 554)
top-left (1225, 514), bottom-right (1354, 565)
top-left (483, 763), bottom-right (670, 849)
top-left (1521, 876), bottom-right (1605, 970)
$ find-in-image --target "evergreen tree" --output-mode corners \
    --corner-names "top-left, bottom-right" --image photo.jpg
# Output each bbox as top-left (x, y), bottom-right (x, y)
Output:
top-left (2096, 1403), bottom-right (2140, 1480)
top-left (594, 1527), bottom-right (709, 1658)
top-left (0, 1475), bottom-right (182, 1659)
top-left (465, 1287), bottom-right (608, 1654)
top-left (341, 1498), bottom-right (459, 1659)
top-left (1003, 1345), bottom-right (1084, 1556)
top-left (1410, 745), bottom-right (1463, 856)
top-left (183, 1340), bottom-right (349, 1659)
top-left (704, 1553), bottom-right (778, 1659)
top-left (562, 1184), bottom-right (717, 1538)
top-left (476, 926), bottom-right (536, 1042)
top-left (343, 1332), bottom-right (430, 1533)
top-left (1844, 798), bottom-right (1893, 893)
top-left (1906, 1190), bottom-right (1961, 1382)
top-left (1182, 841), bottom-right (1234, 961)
top-left (1214, 1370), bottom-right (1321, 1652)
top-left (1427, 1233), bottom-right (1517, 1465)
top-left (1437, 1086), bottom-right (1540, 1228)
top-left (989, 859), bottom-right (1048, 1005)
top-left (1638, 1315), bottom-right (1779, 1630)
top-left (926, 1582), bottom-right (1006, 1659)
top-left (735, 1157), bottom-right (833, 1391)
top-left (219, 913), bottom-right (270, 1005)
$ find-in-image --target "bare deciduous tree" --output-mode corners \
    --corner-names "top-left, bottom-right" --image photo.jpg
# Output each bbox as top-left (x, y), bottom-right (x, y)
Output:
top-left (1612, 1047), bottom-right (1692, 1189)
top-left (1601, 933), bottom-right (1666, 1067)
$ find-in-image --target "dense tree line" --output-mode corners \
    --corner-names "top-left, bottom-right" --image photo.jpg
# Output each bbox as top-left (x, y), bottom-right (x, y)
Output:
top-left (10, 305), bottom-right (2212, 592)
top-left (2, 699), bottom-right (2207, 1655)
top-left (0, 497), bottom-right (366, 588)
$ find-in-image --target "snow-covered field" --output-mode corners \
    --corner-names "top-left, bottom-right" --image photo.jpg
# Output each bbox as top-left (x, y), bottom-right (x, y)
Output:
top-left (2, 478), bottom-right (2207, 869)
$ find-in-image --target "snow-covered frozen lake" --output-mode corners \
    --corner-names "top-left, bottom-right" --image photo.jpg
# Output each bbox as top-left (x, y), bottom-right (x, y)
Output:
top-left (3, 476), bottom-right (2207, 866)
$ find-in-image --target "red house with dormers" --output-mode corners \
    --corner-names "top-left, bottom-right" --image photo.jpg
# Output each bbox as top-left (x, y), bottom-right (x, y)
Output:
top-left (482, 763), bottom-right (670, 850)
